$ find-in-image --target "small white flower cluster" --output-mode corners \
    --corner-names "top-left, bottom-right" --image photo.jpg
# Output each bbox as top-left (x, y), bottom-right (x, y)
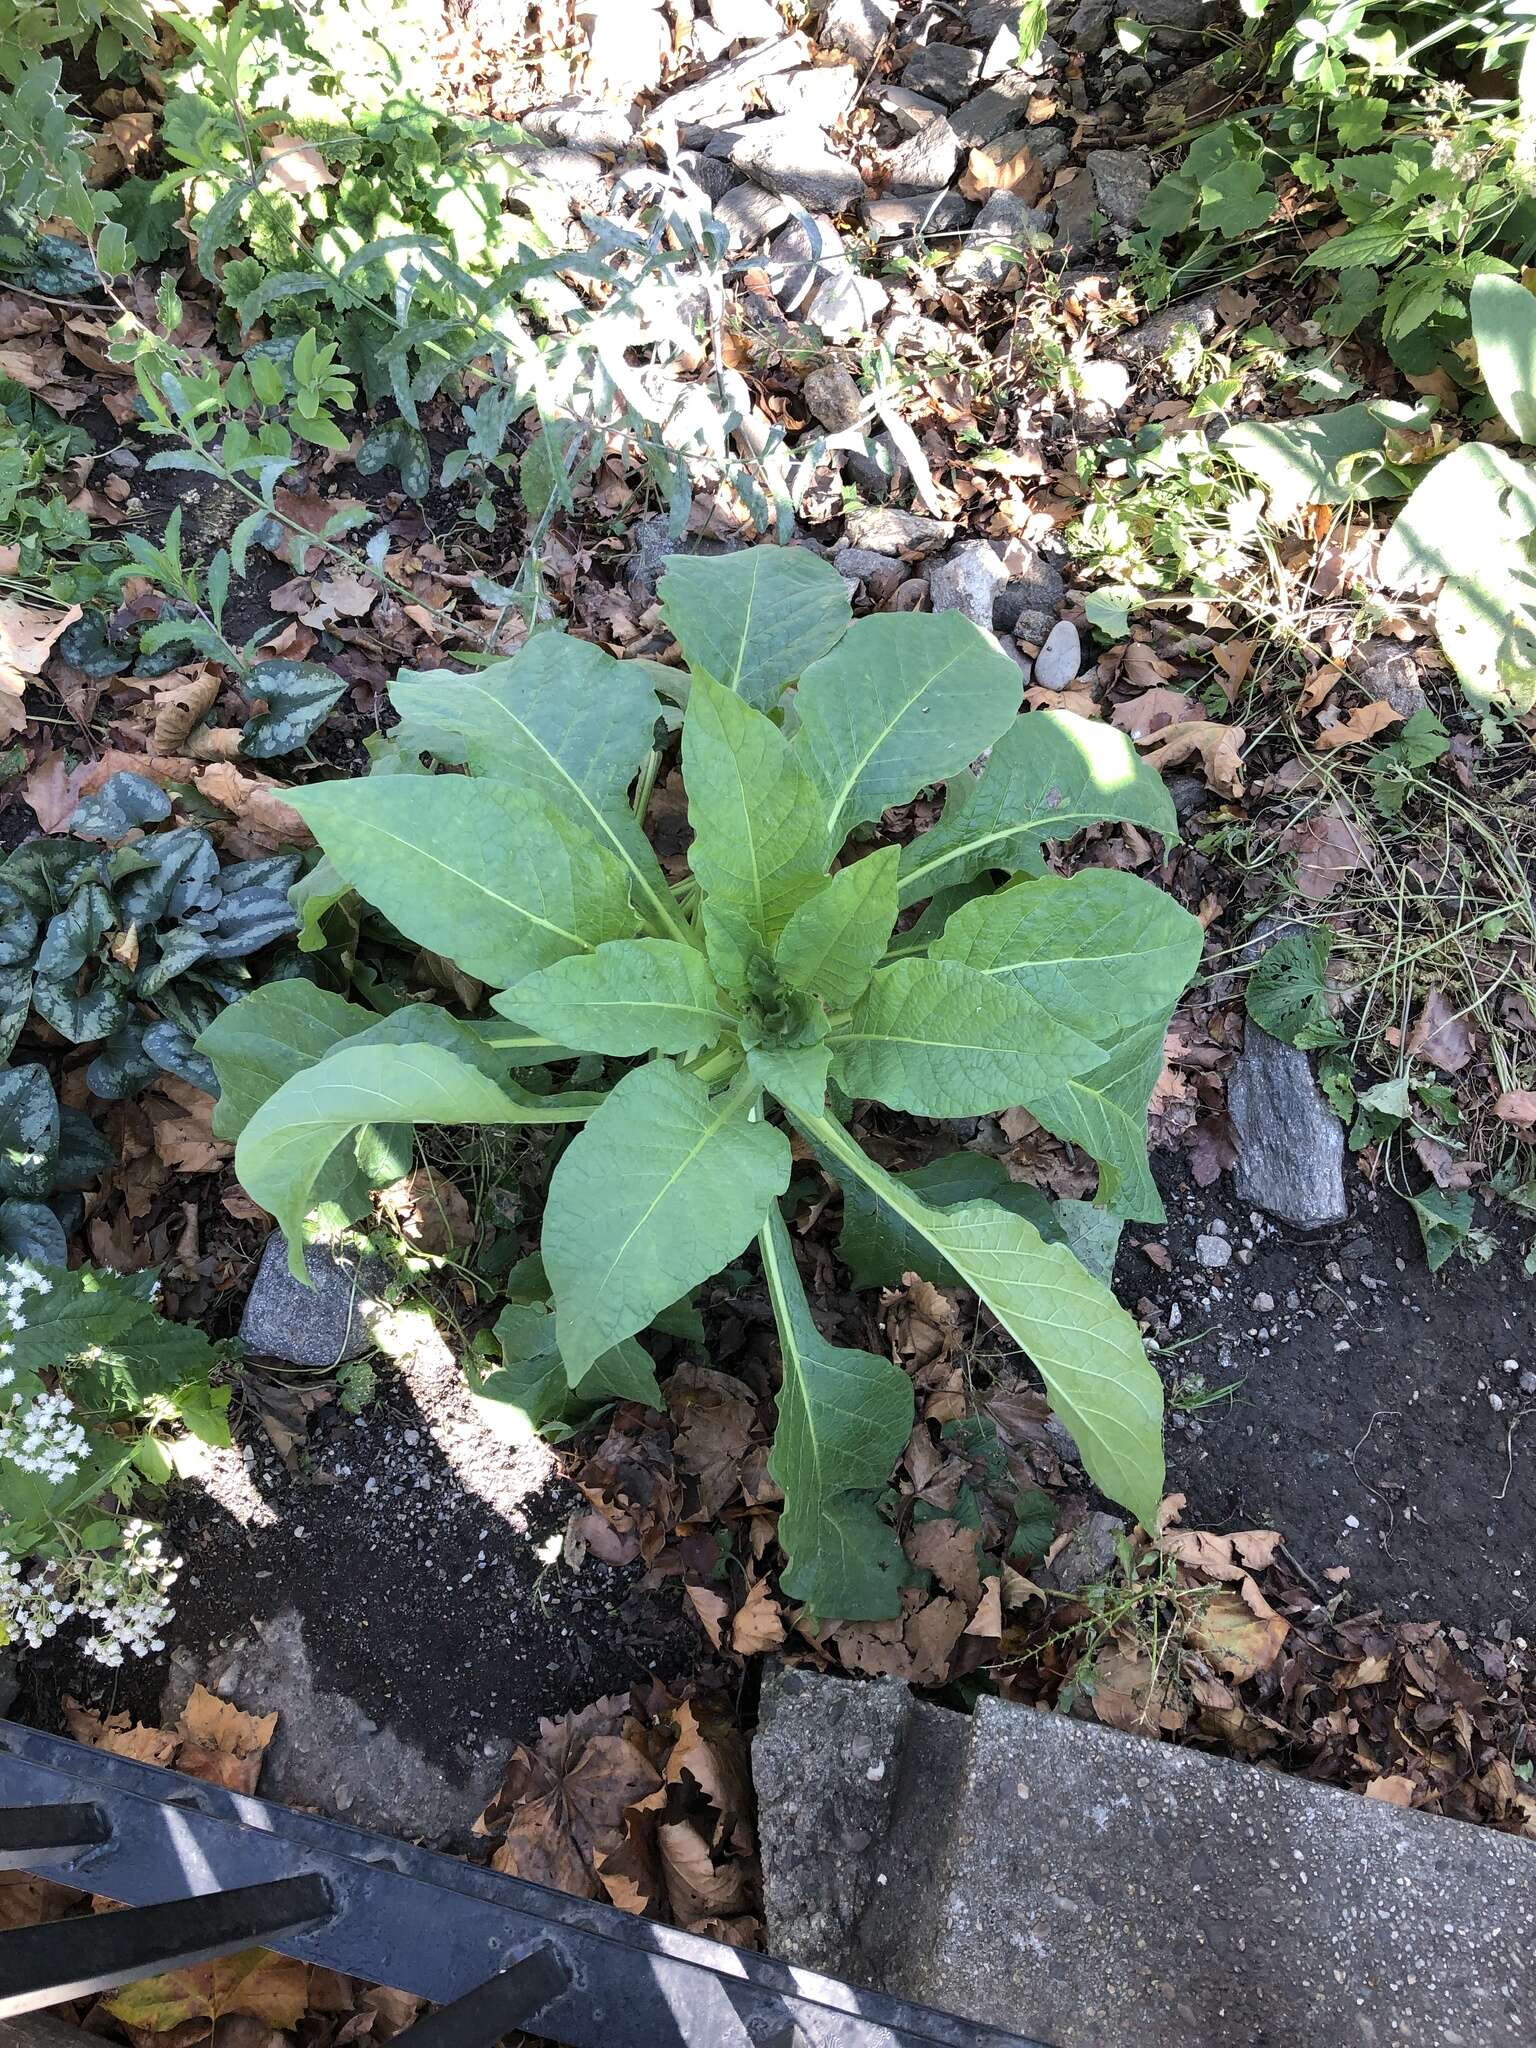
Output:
top-left (0, 1390), bottom-right (89, 1483)
top-left (0, 1257), bottom-right (50, 1377)
top-left (0, 1554), bottom-right (73, 1649)
top-left (0, 1523), bottom-right (181, 1665)
top-left (76, 1522), bottom-right (181, 1667)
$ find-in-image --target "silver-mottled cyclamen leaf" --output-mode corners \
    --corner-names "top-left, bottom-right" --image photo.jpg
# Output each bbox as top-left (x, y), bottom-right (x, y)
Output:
top-left (792, 612), bottom-right (1020, 837)
top-left (898, 709), bottom-right (1178, 905)
top-left (290, 777), bottom-right (637, 991)
top-left (682, 673), bottom-right (831, 942)
top-left (832, 957), bottom-right (1104, 1117)
top-left (500, 938), bottom-right (731, 1057)
top-left (931, 868), bottom-right (1204, 1039)
top-left (801, 1108), bottom-right (1164, 1529)
top-left (760, 1207), bottom-right (911, 1620)
top-left (388, 635), bottom-right (683, 940)
top-left (659, 546), bottom-right (851, 711)
top-left (544, 1065), bottom-right (791, 1379)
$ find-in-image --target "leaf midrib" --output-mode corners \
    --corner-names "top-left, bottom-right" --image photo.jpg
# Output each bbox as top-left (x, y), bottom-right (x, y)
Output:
top-left (821, 644), bottom-right (970, 834)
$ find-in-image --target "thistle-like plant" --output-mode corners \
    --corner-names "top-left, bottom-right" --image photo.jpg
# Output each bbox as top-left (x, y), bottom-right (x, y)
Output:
top-left (202, 547), bottom-right (1201, 1618)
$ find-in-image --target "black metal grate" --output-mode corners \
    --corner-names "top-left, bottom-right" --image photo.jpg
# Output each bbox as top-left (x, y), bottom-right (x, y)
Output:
top-left (0, 1720), bottom-right (1049, 2048)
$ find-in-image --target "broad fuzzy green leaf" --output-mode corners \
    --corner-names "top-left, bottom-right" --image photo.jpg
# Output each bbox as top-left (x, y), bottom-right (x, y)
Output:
top-left (498, 938), bottom-right (730, 1057)
top-left (1377, 443), bottom-right (1536, 710)
top-left (801, 1111), bottom-right (1164, 1529)
top-left (478, 1301), bottom-right (661, 1439)
top-left (898, 711), bottom-right (1177, 906)
top-left (683, 673), bottom-right (830, 941)
top-left (291, 777), bottom-right (637, 990)
top-left (1011, 1010), bottom-right (1170, 1223)
top-left (793, 613), bottom-right (1020, 837)
top-left (760, 1208), bottom-right (911, 1620)
top-left (1472, 275), bottom-right (1536, 446)
top-left (1220, 400), bottom-right (1423, 512)
top-left (774, 849), bottom-right (899, 1011)
top-left (837, 1150), bottom-right (1061, 1290)
top-left (240, 1041), bottom-right (598, 1280)
top-left (544, 1066), bottom-right (791, 1379)
top-left (389, 636), bottom-right (683, 940)
top-left (832, 958), bottom-right (1104, 1117)
top-left (931, 869), bottom-right (1204, 1040)
top-left (747, 1039), bottom-right (834, 1121)
top-left (659, 546), bottom-right (851, 710)
top-left (198, 982), bottom-right (375, 1136)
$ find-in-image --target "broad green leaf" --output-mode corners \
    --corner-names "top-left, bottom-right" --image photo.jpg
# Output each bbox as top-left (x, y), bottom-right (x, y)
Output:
top-left (793, 613), bottom-right (1020, 837)
top-left (1220, 400), bottom-right (1423, 513)
top-left (1244, 928), bottom-right (1341, 1050)
top-left (760, 1208), bottom-right (911, 1620)
top-left (683, 673), bottom-right (830, 941)
top-left (1012, 1009), bottom-right (1170, 1223)
top-left (544, 1066), bottom-right (790, 1378)
top-left (389, 636), bottom-right (684, 941)
top-left (496, 938), bottom-right (732, 1057)
top-left (747, 1039), bottom-right (833, 1121)
top-left (931, 869), bottom-right (1203, 1040)
top-left (1378, 443), bottom-right (1536, 710)
top-left (831, 958), bottom-right (1104, 1117)
top-left (774, 849), bottom-right (899, 1012)
top-left (659, 546), bottom-right (851, 711)
top-left (198, 981), bottom-right (378, 1140)
top-left (0, 1065), bottom-right (59, 1200)
top-left (898, 711), bottom-right (1177, 906)
top-left (1472, 275), bottom-right (1536, 446)
top-left (240, 1041), bottom-right (598, 1280)
top-left (477, 1301), bottom-right (660, 1440)
top-left (802, 1109), bottom-right (1164, 1529)
top-left (291, 778), bottom-right (637, 990)
top-left (837, 1150), bottom-right (1061, 1290)
top-left (197, 984), bottom-right (427, 1226)
top-left (1379, 443), bottom-right (1536, 590)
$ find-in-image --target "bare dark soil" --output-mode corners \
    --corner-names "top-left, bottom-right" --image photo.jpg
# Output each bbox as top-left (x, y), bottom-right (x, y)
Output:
top-left (1127, 1159), bottom-right (1536, 1634)
top-left (23, 1313), bottom-right (702, 1801)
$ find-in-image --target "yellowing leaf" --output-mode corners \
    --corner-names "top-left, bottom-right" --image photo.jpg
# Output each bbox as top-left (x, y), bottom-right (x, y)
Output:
top-left (105, 1948), bottom-right (310, 2031)
top-left (1189, 1587), bottom-right (1289, 1681)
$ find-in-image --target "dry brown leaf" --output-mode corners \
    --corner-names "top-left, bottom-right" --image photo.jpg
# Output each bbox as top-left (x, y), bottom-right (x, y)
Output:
top-left (1366, 1774), bottom-right (1417, 1807)
top-left (904, 1594), bottom-right (968, 1684)
top-left (683, 1584), bottom-right (729, 1649)
top-left (0, 598), bottom-right (81, 736)
top-left (1406, 989), bottom-right (1474, 1073)
top-left (1284, 803), bottom-right (1368, 904)
top-left (152, 667), bottom-right (222, 753)
top-left (1188, 1588), bottom-right (1289, 1681)
top-left (1111, 686), bottom-right (1196, 739)
top-left (1314, 700), bottom-right (1405, 750)
top-left (377, 1166), bottom-right (475, 1253)
top-left (178, 1684), bottom-right (278, 1760)
top-left (1298, 663), bottom-right (1344, 713)
top-left (959, 139), bottom-right (1045, 203)
top-left (730, 1579), bottom-right (786, 1655)
top-left (260, 133), bottom-right (337, 198)
top-left (657, 1820), bottom-right (752, 1921)
top-left (964, 1577), bottom-right (1003, 1637)
top-left (146, 1080), bottom-right (230, 1174)
top-left (1139, 718), bottom-right (1246, 796)
top-left (1493, 1090), bottom-right (1536, 1127)
top-left (905, 1517), bottom-right (984, 1606)
top-left (61, 1700), bottom-right (179, 1765)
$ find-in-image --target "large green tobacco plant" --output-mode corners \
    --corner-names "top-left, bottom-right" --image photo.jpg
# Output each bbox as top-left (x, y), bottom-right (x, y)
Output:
top-left (202, 548), bottom-right (1200, 1617)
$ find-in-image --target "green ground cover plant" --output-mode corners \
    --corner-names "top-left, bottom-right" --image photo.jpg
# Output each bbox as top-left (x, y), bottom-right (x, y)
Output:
top-left (0, 767), bottom-right (301, 1255)
top-left (199, 546), bottom-right (1202, 1620)
top-left (0, 1257), bottom-right (225, 1663)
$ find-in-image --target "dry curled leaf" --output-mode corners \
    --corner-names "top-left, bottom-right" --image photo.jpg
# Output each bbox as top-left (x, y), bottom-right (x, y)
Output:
top-left (1138, 718), bottom-right (1246, 797)
top-left (1313, 699), bottom-right (1405, 750)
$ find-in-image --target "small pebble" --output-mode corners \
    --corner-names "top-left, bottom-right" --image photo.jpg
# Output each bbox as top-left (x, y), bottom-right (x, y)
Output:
top-left (1032, 618), bottom-right (1082, 688)
top-left (1195, 1233), bottom-right (1231, 1270)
